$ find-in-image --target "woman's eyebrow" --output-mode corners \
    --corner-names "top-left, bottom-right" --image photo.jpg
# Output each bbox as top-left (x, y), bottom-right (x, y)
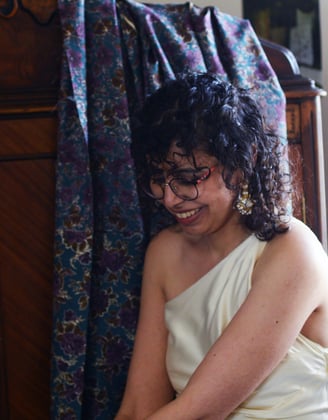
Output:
top-left (169, 167), bottom-right (202, 177)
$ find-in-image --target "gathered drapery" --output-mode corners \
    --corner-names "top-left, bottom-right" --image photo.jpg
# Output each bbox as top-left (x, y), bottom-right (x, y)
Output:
top-left (51, 1), bottom-right (286, 418)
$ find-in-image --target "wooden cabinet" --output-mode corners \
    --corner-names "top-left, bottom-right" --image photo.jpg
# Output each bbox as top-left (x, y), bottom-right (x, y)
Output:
top-left (0, 115), bottom-right (57, 419)
top-left (262, 38), bottom-right (327, 249)
top-left (0, 2), bottom-right (60, 419)
top-left (0, 5), bottom-right (326, 420)
top-left (286, 91), bottom-right (326, 246)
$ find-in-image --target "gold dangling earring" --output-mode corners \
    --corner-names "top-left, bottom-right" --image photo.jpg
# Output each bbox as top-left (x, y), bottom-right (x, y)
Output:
top-left (234, 183), bottom-right (254, 216)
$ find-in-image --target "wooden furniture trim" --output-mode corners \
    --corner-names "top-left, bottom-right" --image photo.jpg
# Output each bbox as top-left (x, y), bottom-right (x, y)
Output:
top-left (261, 38), bottom-right (327, 249)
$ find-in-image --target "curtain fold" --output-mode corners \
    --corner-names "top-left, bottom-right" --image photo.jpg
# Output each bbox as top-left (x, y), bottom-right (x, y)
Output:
top-left (52, 1), bottom-right (286, 418)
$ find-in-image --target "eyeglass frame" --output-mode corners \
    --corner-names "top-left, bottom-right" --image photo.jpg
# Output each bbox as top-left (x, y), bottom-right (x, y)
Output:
top-left (144, 165), bottom-right (218, 201)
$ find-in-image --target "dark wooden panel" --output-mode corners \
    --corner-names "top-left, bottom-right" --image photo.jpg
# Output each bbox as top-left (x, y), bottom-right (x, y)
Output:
top-left (0, 7), bottom-right (61, 91)
top-left (288, 143), bottom-right (304, 222)
top-left (0, 116), bottom-right (57, 158)
top-left (262, 38), bottom-right (327, 247)
top-left (0, 2), bottom-right (59, 416)
top-left (0, 157), bottom-right (56, 420)
top-left (299, 96), bottom-right (327, 245)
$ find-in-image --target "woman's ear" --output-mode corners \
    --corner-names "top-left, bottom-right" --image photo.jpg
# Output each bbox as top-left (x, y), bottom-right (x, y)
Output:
top-left (231, 168), bottom-right (245, 188)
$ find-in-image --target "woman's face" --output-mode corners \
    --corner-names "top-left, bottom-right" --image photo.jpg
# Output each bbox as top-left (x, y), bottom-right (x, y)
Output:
top-left (154, 142), bottom-right (241, 237)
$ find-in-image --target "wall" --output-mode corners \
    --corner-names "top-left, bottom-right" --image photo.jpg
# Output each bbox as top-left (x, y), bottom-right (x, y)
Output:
top-left (317, 1), bottom-right (328, 218)
top-left (143, 0), bottom-right (241, 15)
top-left (213, 1), bottom-right (241, 16)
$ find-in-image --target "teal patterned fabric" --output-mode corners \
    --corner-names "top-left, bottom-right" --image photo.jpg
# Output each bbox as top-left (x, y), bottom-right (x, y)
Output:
top-left (51, 1), bottom-right (286, 418)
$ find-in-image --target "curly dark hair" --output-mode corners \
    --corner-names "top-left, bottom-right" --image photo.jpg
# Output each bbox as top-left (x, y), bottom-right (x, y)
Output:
top-left (132, 72), bottom-right (291, 240)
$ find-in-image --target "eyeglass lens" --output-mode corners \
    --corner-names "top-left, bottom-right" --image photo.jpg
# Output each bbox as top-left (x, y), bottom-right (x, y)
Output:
top-left (147, 167), bottom-right (211, 200)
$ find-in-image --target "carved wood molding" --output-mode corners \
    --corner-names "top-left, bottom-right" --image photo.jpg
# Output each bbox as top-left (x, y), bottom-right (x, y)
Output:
top-left (0, 88), bottom-right (58, 115)
top-left (0, 0), bottom-right (57, 24)
top-left (0, 0), bottom-right (18, 18)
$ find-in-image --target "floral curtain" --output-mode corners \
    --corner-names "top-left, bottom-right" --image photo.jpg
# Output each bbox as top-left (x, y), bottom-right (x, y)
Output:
top-left (51, 0), bottom-right (286, 418)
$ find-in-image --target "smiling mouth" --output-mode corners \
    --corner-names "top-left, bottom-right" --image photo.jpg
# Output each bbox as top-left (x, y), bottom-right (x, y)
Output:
top-left (175, 208), bottom-right (201, 220)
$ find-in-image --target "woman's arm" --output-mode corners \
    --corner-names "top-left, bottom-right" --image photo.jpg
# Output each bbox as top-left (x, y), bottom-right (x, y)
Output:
top-left (115, 235), bottom-right (175, 420)
top-left (146, 220), bottom-right (328, 419)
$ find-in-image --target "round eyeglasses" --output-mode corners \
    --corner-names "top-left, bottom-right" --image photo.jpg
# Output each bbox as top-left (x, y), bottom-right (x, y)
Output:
top-left (144, 166), bottom-right (217, 201)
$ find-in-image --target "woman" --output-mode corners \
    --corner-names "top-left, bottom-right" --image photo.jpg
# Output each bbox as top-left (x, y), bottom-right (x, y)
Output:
top-left (115, 73), bottom-right (328, 419)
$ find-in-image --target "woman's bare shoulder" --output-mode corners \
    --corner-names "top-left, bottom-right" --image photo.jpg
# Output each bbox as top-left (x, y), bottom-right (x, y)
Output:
top-left (255, 217), bottom-right (328, 285)
top-left (146, 224), bottom-right (184, 258)
top-left (269, 217), bottom-right (326, 257)
top-left (142, 224), bottom-right (185, 284)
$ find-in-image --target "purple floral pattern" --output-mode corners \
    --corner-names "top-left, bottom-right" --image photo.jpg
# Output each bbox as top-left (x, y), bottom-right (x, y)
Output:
top-left (52, 1), bottom-right (286, 418)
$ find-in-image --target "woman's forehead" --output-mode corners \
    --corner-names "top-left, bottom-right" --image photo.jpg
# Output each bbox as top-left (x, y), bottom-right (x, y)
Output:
top-left (164, 143), bottom-right (212, 167)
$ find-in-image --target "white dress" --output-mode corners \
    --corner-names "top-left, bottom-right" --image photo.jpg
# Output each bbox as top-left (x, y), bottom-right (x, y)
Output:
top-left (165, 234), bottom-right (328, 419)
